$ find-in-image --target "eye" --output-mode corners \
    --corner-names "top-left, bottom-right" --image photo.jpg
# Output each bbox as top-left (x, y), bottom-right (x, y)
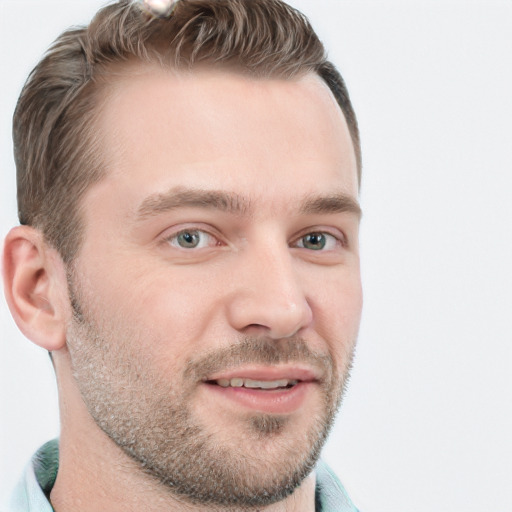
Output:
top-left (295, 232), bottom-right (339, 251)
top-left (166, 229), bottom-right (217, 249)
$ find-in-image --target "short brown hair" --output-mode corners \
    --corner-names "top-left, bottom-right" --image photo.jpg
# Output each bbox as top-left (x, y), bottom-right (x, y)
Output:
top-left (14, 0), bottom-right (361, 263)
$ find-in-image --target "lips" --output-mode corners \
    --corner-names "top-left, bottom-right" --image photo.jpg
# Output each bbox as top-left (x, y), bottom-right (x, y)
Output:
top-left (202, 365), bottom-right (320, 414)
top-left (215, 377), bottom-right (298, 389)
top-left (204, 365), bottom-right (320, 383)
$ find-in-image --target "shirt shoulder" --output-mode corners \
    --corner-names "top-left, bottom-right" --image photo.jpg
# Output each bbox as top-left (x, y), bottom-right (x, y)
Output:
top-left (8, 440), bottom-right (58, 512)
top-left (315, 459), bottom-right (360, 512)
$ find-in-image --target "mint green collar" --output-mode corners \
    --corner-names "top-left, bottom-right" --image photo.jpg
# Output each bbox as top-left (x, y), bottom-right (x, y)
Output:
top-left (11, 440), bottom-right (359, 512)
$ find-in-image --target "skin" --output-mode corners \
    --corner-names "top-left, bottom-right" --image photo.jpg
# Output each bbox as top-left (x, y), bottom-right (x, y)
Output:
top-left (3, 67), bottom-right (362, 512)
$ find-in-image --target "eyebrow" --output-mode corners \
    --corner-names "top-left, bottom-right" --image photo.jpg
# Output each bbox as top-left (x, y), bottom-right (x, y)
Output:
top-left (136, 188), bottom-right (250, 219)
top-left (300, 193), bottom-right (362, 218)
top-left (135, 187), bottom-right (361, 220)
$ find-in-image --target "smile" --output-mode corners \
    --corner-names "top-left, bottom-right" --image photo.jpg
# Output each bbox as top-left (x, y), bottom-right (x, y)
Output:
top-left (201, 366), bottom-right (319, 414)
top-left (212, 378), bottom-right (299, 389)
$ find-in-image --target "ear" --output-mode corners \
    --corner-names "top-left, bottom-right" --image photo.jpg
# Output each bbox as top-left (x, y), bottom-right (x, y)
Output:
top-left (2, 226), bottom-right (69, 351)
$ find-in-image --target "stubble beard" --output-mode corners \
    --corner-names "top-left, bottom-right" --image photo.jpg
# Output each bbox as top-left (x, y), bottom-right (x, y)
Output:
top-left (66, 279), bottom-right (355, 509)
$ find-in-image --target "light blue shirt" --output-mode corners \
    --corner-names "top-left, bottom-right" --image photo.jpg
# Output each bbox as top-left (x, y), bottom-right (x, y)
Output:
top-left (9, 440), bottom-right (360, 512)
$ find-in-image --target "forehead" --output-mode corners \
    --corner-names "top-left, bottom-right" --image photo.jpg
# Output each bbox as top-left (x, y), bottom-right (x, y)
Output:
top-left (91, 66), bottom-right (358, 215)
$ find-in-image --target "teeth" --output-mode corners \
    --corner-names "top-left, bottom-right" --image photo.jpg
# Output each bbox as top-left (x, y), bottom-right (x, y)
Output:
top-left (214, 378), bottom-right (299, 389)
top-left (245, 379), bottom-right (289, 389)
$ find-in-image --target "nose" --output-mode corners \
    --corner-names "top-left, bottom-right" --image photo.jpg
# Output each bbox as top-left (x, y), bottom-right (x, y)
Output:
top-left (225, 242), bottom-right (313, 339)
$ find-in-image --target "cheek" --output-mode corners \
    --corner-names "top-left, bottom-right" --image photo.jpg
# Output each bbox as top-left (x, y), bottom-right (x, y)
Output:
top-left (112, 266), bottom-right (227, 351)
top-left (311, 265), bottom-right (362, 321)
top-left (309, 269), bottom-right (362, 358)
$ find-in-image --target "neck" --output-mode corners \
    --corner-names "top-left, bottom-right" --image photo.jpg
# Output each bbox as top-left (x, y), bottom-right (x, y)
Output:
top-left (50, 354), bottom-right (317, 512)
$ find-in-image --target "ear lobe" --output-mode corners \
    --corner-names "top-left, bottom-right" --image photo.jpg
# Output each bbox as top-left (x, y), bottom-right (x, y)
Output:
top-left (2, 226), bottom-right (69, 351)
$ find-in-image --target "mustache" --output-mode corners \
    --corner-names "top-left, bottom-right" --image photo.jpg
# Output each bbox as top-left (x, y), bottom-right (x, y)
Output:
top-left (184, 337), bottom-right (335, 384)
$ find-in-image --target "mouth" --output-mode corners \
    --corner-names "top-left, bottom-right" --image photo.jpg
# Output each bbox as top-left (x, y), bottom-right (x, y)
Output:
top-left (207, 377), bottom-right (299, 390)
top-left (201, 366), bottom-right (319, 414)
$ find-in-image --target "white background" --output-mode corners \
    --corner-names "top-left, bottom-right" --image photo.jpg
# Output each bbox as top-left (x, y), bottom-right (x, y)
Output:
top-left (1, 1), bottom-right (511, 511)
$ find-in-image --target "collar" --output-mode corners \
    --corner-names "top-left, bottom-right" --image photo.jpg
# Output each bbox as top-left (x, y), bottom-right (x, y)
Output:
top-left (10, 440), bottom-right (359, 512)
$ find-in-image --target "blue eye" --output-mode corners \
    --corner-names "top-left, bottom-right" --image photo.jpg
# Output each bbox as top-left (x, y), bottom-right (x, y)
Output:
top-left (168, 229), bottom-right (215, 249)
top-left (296, 232), bottom-right (338, 251)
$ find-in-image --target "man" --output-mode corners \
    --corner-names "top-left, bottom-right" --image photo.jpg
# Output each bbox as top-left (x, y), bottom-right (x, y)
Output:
top-left (2, 0), bottom-right (362, 510)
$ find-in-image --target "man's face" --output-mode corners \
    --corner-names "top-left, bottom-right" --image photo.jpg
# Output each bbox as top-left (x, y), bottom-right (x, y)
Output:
top-left (65, 67), bottom-right (362, 506)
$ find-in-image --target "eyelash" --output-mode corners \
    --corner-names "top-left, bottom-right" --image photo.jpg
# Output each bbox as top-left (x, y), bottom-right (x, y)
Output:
top-left (163, 228), bottom-right (221, 250)
top-left (292, 232), bottom-right (344, 251)
top-left (162, 227), bottom-right (346, 251)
